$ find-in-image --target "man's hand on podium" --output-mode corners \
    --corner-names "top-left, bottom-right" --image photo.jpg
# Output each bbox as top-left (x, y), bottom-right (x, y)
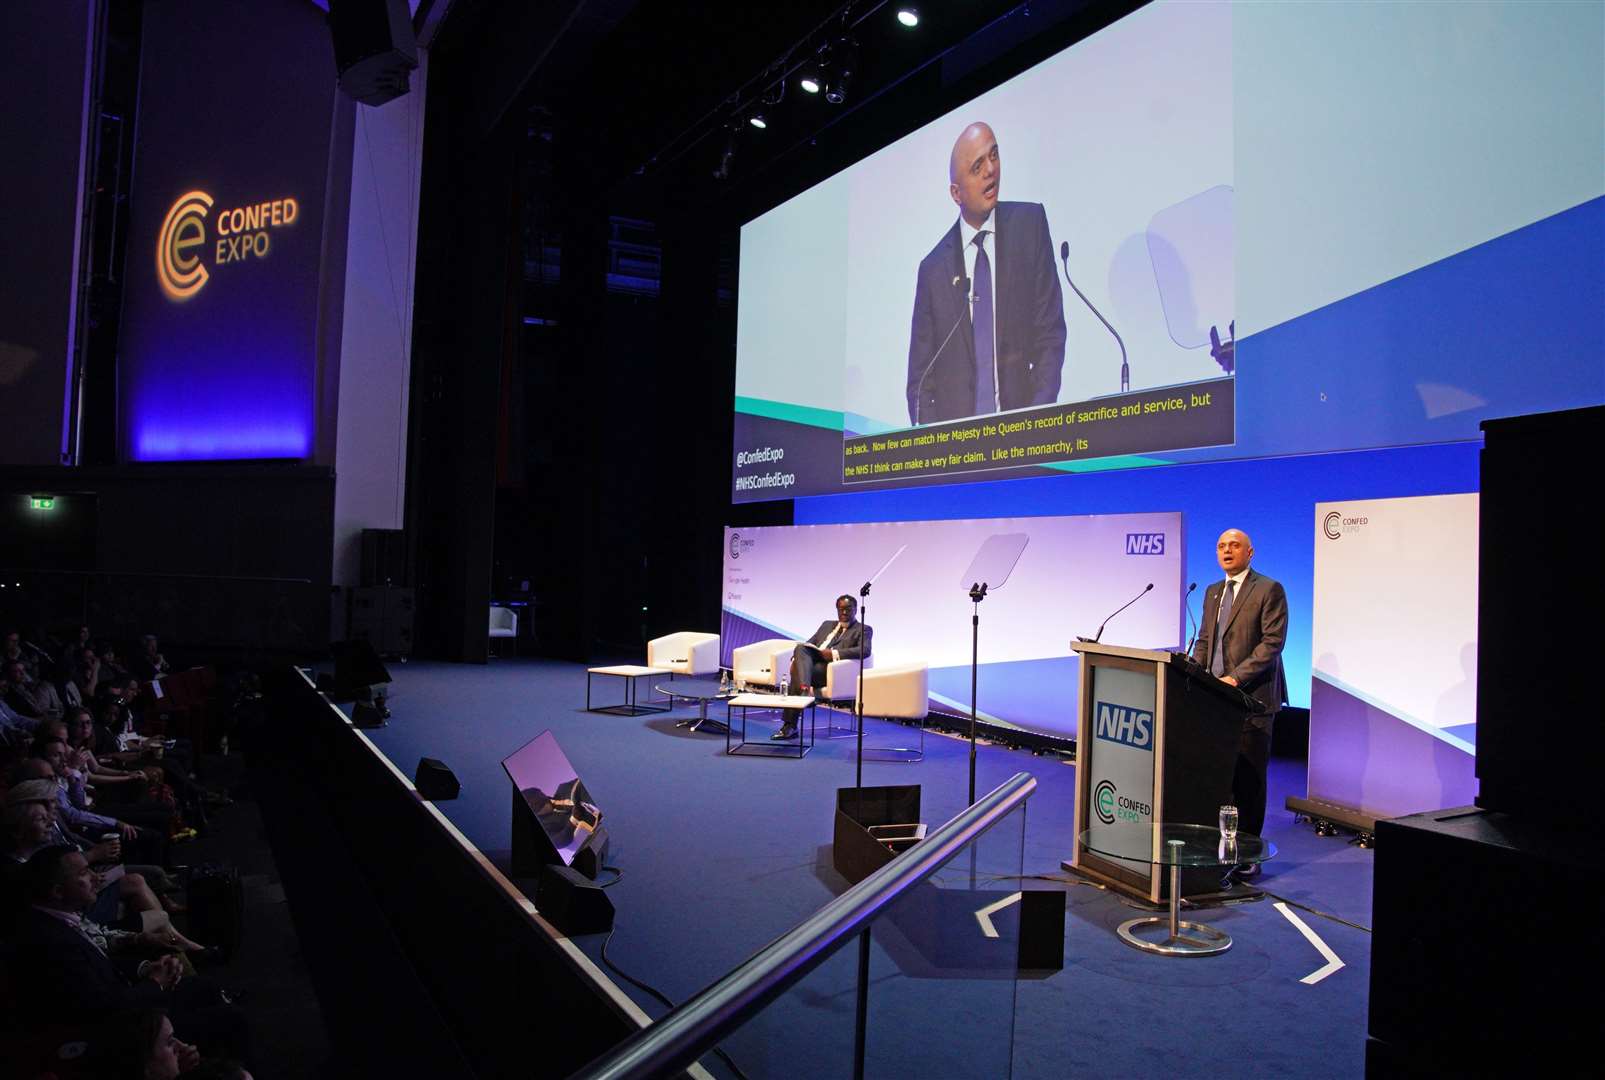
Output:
top-left (1220, 675), bottom-right (1239, 687)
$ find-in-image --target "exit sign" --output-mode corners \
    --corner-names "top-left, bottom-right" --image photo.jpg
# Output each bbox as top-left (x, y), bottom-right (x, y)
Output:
top-left (29, 496), bottom-right (54, 510)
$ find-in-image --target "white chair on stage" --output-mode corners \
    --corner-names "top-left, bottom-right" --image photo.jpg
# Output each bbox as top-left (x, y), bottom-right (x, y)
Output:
top-left (852, 661), bottom-right (930, 762)
top-left (646, 631), bottom-right (721, 678)
top-left (488, 605), bottom-right (518, 658)
top-left (730, 639), bottom-right (798, 689)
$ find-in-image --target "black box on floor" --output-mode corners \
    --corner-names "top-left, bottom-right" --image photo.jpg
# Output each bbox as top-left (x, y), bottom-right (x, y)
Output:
top-left (414, 758), bottom-right (459, 800)
top-left (1367, 806), bottom-right (1596, 1076)
top-left (833, 785), bottom-right (921, 886)
top-left (537, 864), bottom-right (615, 936)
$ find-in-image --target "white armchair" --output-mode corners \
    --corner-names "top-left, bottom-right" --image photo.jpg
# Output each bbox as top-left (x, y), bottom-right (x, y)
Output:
top-left (854, 661), bottom-right (930, 761)
top-left (731, 639), bottom-right (798, 689)
top-left (646, 631), bottom-right (721, 677)
top-left (488, 606), bottom-right (518, 657)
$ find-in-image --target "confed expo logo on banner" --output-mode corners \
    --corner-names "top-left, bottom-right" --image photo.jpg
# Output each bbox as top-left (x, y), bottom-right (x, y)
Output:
top-left (156, 189), bottom-right (301, 302)
top-left (1323, 509), bottom-right (1369, 540)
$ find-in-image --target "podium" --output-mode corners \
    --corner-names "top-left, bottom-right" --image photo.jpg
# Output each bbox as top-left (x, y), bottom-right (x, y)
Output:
top-left (1063, 642), bottom-right (1255, 905)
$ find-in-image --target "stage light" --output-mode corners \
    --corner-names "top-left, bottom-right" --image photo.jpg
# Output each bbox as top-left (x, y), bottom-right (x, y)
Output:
top-left (897, 6), bottom-right (920, 28)
top-left (748, 112), bottom-right (768, 130)
top-left (799, 67), bottom-right (822, 94)
top-left (825, 36), bottom-right (857, 104)
top-left (713, 126), bottom-right (738, 180)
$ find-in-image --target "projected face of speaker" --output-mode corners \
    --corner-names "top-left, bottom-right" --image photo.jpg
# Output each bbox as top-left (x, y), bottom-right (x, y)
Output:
top-left (949, 122), bottom-right (1001, 228)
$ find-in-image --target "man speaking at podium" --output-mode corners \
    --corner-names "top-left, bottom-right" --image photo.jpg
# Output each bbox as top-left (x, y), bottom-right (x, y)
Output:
top-left (1191, 528), bottom-right (1288, 874)
top-left (905, 122), bottom-right (1067, 425)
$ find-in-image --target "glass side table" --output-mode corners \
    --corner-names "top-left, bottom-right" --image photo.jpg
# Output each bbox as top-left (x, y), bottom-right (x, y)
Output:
top-left (1078, 822), bottom-right (1276, 957)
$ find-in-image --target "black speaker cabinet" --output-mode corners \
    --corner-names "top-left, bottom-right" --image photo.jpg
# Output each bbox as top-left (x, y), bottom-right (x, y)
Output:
top-left (327, 0), bottom-right (418, 106)
top-left (1367, 806), bottom-right (1595, 1076)
top-left (414, 758), bottom-right (459, 801)
top-left (1017, 889), bottom-right (1066, 971)
top-left (359, 528), bottom-right (408, 587)
top-left (536, 865), bottom-right (615, 936)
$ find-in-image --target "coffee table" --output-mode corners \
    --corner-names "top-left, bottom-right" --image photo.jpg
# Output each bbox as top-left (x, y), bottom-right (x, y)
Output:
top-left (725, 692), bottom-right (817, 758)
top-left (586, 665), bottom-right (672, 715)
top-left (1077, 822), bottom-right (1275, 957)
top-left (655, 678), bottom-right (734, 733)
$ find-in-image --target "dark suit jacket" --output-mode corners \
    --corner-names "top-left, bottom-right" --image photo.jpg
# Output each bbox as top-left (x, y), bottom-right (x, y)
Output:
top-left (10, 906), bottom-right (167, 1021)
top-left (805, 619), bottom-right (871, 662)
top-left (906, 201), bottom-right (1067, 424)
top-left (1190, 568), bottom-right (1289, 728)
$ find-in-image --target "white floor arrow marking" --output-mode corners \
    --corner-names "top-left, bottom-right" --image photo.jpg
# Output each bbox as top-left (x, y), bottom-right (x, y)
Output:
top-left (975, 892), bottom-right (1022, 938)
top-left (1274, 901), bottom-right (1345, 985)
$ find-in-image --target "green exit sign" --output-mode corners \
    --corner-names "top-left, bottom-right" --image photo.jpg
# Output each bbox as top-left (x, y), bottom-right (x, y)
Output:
top-left (29, 496), bottom-right (54, 510)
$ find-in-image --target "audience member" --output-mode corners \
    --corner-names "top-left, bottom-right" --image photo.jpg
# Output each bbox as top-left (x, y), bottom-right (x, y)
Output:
top-left (134, 635), bottom-right (171, 682)
top-left (13, 846), bottom-right (250, 1060)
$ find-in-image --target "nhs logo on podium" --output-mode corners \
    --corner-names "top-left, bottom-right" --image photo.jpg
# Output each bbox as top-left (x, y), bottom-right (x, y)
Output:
top-left (1125, 533), bottom-right (1165, 555)
top-left (1094, 701), bottom-right (1154, 751)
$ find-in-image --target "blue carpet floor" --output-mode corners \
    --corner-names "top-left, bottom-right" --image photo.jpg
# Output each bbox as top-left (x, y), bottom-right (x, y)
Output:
top-left (364, 659), bottom-right (1371, 1078)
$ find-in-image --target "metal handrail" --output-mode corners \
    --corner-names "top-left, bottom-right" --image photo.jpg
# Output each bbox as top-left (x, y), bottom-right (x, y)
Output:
top-left (573, 771), bottom-right (1038, 1080)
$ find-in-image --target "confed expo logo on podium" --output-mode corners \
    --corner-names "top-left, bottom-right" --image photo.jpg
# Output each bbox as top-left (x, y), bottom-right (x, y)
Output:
top-left (156, 188), bottom-right (300, 302)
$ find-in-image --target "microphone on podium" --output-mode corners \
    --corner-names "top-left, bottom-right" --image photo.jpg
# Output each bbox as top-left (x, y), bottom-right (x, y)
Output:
top-left (1059, 240), bottom-right (1129, 393)
top-left (1182, 581), bottom-right (1200, 654)
top-left (1078, 582), bottom-right (1154, 644)
top-left (912, 275), bottom-right (973, 425)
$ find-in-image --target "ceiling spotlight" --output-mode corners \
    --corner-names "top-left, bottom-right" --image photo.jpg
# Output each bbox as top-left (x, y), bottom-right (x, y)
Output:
top-left (799, 67), bottom-right (822, 94)
top-left (748, 112), bottom-right (768, 130)
top-left (713, 127), bottom-right (738, 180)
top-left (896, 5), bottom-right (920, 28)
top-left (825, 37), bottom-right (857, 105)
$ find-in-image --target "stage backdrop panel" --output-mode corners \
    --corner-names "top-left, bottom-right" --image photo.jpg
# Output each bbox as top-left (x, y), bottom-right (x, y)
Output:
top-left (720, 513), bottom-right (1183, 739)
top-left (1308, 493), bottom-right (1478, 819)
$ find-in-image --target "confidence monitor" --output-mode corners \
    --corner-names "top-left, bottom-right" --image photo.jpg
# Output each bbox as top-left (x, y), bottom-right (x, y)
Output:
top-left (503, 731), bottom-right (609, 881)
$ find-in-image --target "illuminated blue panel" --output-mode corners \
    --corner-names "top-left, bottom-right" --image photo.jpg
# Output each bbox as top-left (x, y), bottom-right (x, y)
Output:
top-left (118, 0), bottom-right (336, 462)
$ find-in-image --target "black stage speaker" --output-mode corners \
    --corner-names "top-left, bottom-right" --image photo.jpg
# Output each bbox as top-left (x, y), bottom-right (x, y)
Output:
top-left (1017, 889), bottom-right (1066, 971)
top-left (328, 0), bottom-right (418, 107)
top-left (414, 758), bottom-right (459, 801)
top-left (536, 865), bottom-right (615, 935)
top-left (359, 528), bottom-right (408, 587)
top-left (351, 701), bottom-right (386, 728)
top-left (1367, 806), bottom-right (1594, 1075)
top-left (332, 638), bottom-right (392, 689)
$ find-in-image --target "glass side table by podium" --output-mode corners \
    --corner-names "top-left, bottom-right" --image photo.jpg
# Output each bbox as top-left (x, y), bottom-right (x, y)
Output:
top-left (1077, 822), bottom-right (1276, 957)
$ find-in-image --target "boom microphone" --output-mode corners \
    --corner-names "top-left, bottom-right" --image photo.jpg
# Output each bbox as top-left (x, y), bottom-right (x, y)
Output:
top-left (1059, 240), bottom-right (1129, 393)
top-left (912, 275), bottom-right (972, 426)
top-left (1182, 581), bottom-right (1200, 654)
top-left (1078, 582), bottom-right (1154, 644)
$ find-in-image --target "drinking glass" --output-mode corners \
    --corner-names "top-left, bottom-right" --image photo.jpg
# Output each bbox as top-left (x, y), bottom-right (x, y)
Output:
top-left (1219, 804), bottom-right (1239, 840)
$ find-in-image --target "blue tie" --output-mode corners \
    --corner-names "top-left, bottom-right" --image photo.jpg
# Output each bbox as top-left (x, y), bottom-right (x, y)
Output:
top-left (972, 230), bottom-right (995, 416)
top-left (1211, 579), bottom-right (1236, 676)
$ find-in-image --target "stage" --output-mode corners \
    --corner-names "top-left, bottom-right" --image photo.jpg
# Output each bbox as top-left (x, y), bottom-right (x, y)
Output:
top-left (364, 658), bottom-right (1373, 1078)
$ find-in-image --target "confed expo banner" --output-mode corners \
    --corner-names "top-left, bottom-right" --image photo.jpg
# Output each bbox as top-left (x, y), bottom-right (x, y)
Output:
top-left (1309, 493), bottom-right (1479, 818)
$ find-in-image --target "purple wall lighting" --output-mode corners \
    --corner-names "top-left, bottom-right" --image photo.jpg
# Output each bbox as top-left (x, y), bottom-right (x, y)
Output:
top-left (117, 0), bottom-right (341, 463)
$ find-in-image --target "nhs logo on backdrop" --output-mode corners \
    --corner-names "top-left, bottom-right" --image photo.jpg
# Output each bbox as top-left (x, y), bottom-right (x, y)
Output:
top-left (1094, 701), bottom-right (1154, 751)
top-left (1125, 533), bottom-right (1166, 555)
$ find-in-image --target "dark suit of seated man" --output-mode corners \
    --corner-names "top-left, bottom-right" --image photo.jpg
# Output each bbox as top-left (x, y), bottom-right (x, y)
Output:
top-left (777, 595), bottom-right (872, 740)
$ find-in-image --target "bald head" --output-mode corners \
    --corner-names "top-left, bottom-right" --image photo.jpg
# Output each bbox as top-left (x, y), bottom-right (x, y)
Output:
top-left (1215, 529), bottom-right (1254, 576)
top-left (949, 123), bottom-right (1000, 228)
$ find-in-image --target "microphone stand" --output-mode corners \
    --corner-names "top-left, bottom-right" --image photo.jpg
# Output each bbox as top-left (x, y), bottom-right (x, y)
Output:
top-left (967, 581), bottom-right (988, 806)
top-left (913, 276), bottom-right (972, 425)
top-left (1059, 244), bottom-right (1129, 393)
top-left (854, 580), bottom-right (871, 792)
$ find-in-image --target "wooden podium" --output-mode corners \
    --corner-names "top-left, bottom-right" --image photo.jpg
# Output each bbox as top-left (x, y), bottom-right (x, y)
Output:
top-left (1064, 642), bottom-right (1255, 905)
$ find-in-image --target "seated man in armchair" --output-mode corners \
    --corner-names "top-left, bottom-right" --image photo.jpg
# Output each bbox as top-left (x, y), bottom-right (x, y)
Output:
top-left (776, 595), bottom-right (872, 740)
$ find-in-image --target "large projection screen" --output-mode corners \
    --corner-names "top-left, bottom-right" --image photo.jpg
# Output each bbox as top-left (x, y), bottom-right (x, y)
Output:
top-left (719, 513), bottom-right (1184, 739)
top-left (732, 0), bottom-right (1605, 502)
